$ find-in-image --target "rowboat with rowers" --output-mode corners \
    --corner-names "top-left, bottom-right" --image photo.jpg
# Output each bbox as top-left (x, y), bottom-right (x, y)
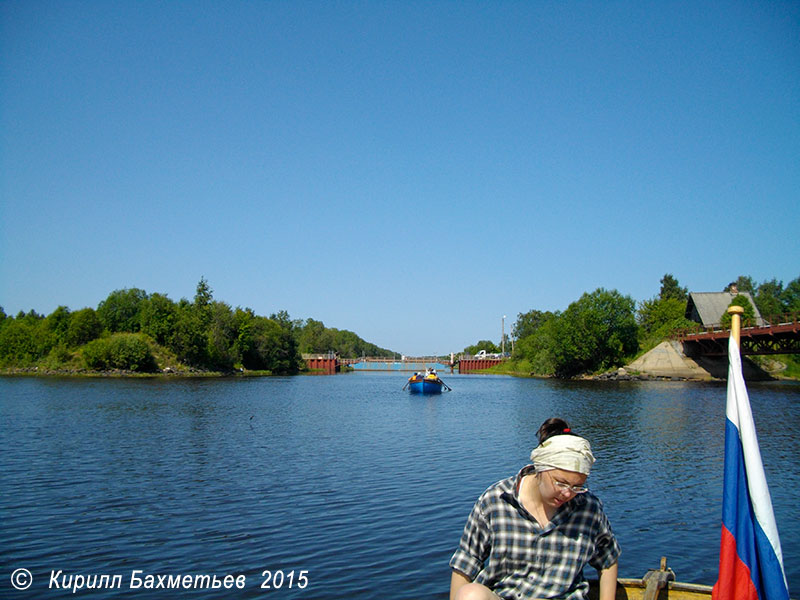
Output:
top-left (403, 368), bottom-right (452, 394)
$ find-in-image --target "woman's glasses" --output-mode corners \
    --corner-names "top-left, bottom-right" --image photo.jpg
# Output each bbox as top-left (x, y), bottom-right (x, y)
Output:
top-left (547, 472), bottom-right (588, 494)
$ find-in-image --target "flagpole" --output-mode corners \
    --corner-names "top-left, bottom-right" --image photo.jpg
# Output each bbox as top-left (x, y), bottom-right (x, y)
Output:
top-left (728, 305), bottom-right (743, 347)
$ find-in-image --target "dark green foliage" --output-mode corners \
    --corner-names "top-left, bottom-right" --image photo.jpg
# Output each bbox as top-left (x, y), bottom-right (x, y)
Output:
top-left (205, 301), bottom-right (237, 371)
top-left (294, 318), bottom-right (394, 357)
top-left (637, 296), bottom-right (696, 352)
top-left (549, 288), bottom-right (638, 378)
top-left (725, 276), bottom-right (756, 294)
top-left (781, 276), bottom-right (800, 313)
top-left (239, 314), bottom-right (301, 373)
top-left (65, 308), bottom-right (103, 347)
top-left (296, 318), bottom-right (333, 353)
top-left (193, 277), bottom-right (214, 329)
top-left (512, 313), bottom-right (559, 375)
top-left (46, 306), bottom-right (72, 342)
top-left (754, 279), bottom-right (785, 320)
top-left (0, 306), bottom-right (6, 326)
top-left (720, 295), bottom-right (757, 329)
top-left (139, 293), bottom-right (177, 345)
top-left (97, 288), bottom-right (147, 332)
top-left (513, 310), bottom-right (556, 340)
top-left (0, 318), bottom-right (54, 365)
top-left (194, 277), bottom-right (213, 309)
top-left (42, 343), bottom-right (74, 369)
top-left (634, 274), bottom-right (694, 352)
top-left (0, 279), bottom-right (391, 373)
top-left (15, 309), bottom-right (44, 323)
top-left (659, 274), bottom-right (688, 302)
top-left (83, 334), bottom-right (157, 372)
top-left (168, 306), bottom-right (209, 367)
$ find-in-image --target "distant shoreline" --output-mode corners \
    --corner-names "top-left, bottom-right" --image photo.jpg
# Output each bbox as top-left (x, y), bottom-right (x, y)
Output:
top-left (3, 366), bottom-right (797, 382)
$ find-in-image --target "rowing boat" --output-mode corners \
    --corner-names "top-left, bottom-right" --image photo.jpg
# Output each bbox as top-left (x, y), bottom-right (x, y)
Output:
top-left (588, 558), bottom-right (712, 600)
top-left (404, 368), bottom-right (451, 393)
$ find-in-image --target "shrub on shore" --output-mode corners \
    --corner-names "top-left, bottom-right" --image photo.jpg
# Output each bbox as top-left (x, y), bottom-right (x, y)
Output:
top-left (82, 334), bottom-right (158, 372)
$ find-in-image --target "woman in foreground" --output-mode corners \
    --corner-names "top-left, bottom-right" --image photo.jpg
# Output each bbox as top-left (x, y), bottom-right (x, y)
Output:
top-left (449, 418), bottom-right (620, 600)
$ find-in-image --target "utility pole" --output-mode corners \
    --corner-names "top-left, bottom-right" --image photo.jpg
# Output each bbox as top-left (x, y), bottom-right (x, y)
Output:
top-left (502, 315), bottom-right (506, 354)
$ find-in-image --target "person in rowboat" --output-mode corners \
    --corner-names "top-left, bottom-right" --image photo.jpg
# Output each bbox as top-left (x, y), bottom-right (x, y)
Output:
top-left (449, 418), bottom-right (620, 600)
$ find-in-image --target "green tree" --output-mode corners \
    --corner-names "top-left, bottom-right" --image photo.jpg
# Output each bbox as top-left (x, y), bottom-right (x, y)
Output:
top-left (0, 318), bottom-right (54, 366)
top-left (296, 318), bottom-right (331, 353)
top-left (659, 273), bottom-right (688, 301)
top-left (754, 279), bottom-right (784, 320)
top-left (194, 277), bottom-right (214, 327)
top-left (205, 301), bottom-right (237, 371)
top-left (725, 276), bottom-right (756, 294)
top-left (781, 276), bottom-right (800, 313)
top-left (550, 288), bottom-right (638, 378)
top-left (720, 295), bottom-right (757, 329)
top-left (15, 309), bottom-right (44, 323)
top-left (168, 304), bottom-right (208, 367)
top-left (637, 297), bottom-right (694, 336)
top-left (139, 293), bottom-right (177, 345)
top-left (97, 288), bottom-right (147, 332)
top-left (464, 340), bottom-right (500, 355)
top-left (65, 308), bottom-right (103, 347)
top-left (293, 317), bottom-right (393, 357)
top-left (240, 315), bottom-right (301, 373)
top-left (513, 312), bottom-right (559, 375)
top-left (514, 310), bottom-right (556, 341)
top-left (194, 277), bottom-right (213, 307)
top-left (46, 306), bottom-right (72, 342)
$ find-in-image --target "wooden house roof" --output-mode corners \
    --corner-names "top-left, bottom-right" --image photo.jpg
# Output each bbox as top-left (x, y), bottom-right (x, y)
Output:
top-left (685, 291), bottom-right (765, 328)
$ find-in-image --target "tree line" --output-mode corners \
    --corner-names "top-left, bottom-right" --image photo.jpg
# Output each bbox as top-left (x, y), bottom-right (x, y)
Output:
top-left (468, 273), bottom-right (800, 379)
top-left (0, 278), bottom-right (394, 373)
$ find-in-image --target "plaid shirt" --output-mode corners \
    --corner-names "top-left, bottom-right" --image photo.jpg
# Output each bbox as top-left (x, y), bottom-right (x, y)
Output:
top-left (450, 465), bottom-right (621, 600)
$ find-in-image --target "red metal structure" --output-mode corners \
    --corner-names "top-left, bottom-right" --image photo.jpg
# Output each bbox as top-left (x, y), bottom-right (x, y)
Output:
top-left (303, 354), bottom-right (338, 374)
top-left (459, 357), bottom-right (505, 373)
top-left (676, 312), bottom-right (800, 356)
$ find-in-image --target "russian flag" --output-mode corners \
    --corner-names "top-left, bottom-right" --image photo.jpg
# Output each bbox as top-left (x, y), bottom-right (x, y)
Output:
top-left (713, 335), bottom-right (789, 600)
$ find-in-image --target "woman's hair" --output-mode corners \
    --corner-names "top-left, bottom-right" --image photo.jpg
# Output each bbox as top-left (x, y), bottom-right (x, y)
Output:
top-left (537, 417), bottom-right (577, 444)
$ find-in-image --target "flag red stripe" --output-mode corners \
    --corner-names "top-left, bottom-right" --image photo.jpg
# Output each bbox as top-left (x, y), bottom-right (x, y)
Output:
top-left (713, 525), bottom-right (759, 600)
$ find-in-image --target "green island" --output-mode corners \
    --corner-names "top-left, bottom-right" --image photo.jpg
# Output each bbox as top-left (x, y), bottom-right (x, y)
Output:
top-left (1, 274), bottom-right (798, 380)
top-left (0, 278), bottom-right (393, 377)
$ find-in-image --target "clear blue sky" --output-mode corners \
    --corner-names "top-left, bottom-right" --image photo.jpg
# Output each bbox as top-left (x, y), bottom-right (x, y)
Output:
top-left (1, 1), bottom-right (798, 356)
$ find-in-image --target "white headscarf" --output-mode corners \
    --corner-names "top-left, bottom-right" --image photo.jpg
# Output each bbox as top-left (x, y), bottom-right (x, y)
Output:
top-left (530, 434), bottom-right (595, 475)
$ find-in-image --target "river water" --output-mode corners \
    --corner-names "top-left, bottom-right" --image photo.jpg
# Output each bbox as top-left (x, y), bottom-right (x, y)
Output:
top-left (1, 373), bottom-right (797, 599)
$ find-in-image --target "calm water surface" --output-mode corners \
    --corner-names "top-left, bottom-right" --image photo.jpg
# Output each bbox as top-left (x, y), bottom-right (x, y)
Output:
top-left (1, 373), bottom-right (798, 599)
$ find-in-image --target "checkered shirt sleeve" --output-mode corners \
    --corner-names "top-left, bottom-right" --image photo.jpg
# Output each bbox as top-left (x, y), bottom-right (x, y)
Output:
top-left (450, 471), bottom-right (621, 600)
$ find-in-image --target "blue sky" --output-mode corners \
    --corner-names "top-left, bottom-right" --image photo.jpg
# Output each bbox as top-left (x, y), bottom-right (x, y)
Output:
top-left (1, 1), bottom-right (798, 356)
